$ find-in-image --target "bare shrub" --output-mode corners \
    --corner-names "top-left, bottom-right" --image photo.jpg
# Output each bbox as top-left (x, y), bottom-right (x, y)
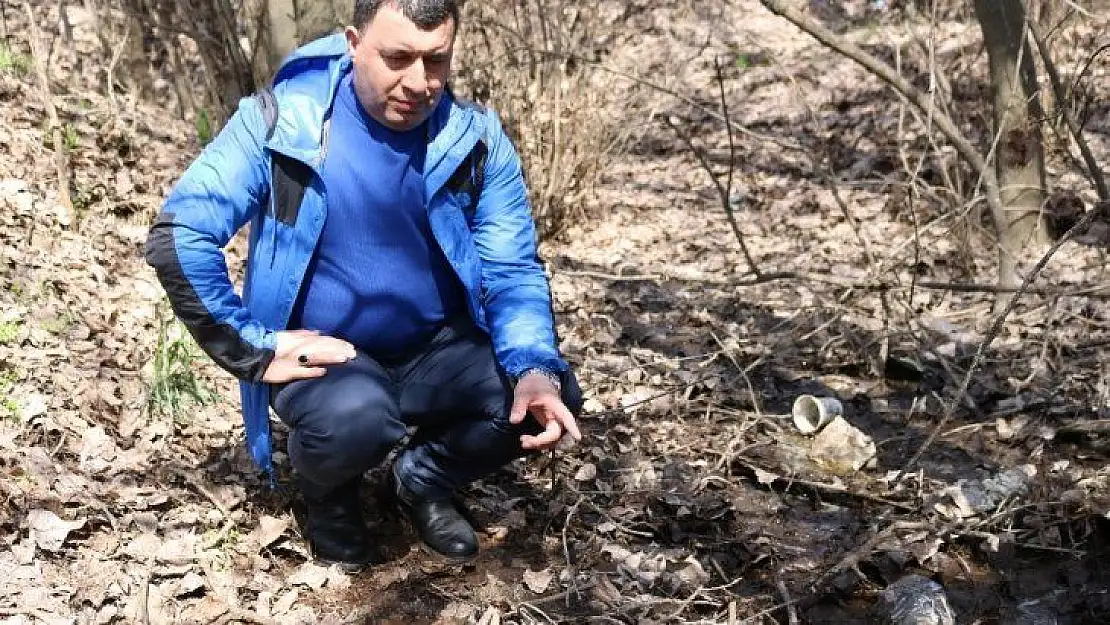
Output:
top-left (453, 0), bottom-right (632, 240)
top-left (69, 0), bottom-right (630, 237)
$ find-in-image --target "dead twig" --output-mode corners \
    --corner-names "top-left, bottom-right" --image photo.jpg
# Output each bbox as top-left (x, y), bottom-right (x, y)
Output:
top-left (210, 606), bottom-right (281, 625)
top-left (739, 597), bottom-right (803, 624)
top-left (561, 494), bottom-right (585, 605)
top-left (1026, 19), bottom-right (1109, 200)
top-left (140, 564), bottom-right (152, 625)
top-left (898, 205), bottom-right (1104, 478)
top-left (556, 265), bottom-right (1110, 298)
top-left (730, 458), bottom-right (916, 512)
top-left (661, 96), bottom-right (761, 277)
top-left (24, 2), bottom-right (74, 229)
top-left (776, 578), bottom-right (800, 625)
top-left (758, 0), bottom-right (1014, 284)
top-left (710, 332), bottom-right (764, 418)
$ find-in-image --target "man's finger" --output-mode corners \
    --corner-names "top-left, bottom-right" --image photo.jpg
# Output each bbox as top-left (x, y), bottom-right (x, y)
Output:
top-left (509, 394), bottom-right (529, 425)
top-left (289, 366), bottom-right (327, 380)
top-left (556, 403), bottom-right (582, 441)
top-left (521, 419), bottom-right (562, 450)
top-left (306, 352), bottom-right (352, 366)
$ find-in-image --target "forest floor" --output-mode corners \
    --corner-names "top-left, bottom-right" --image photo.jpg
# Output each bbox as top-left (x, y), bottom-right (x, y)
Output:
top-left (1, 1), bottom-right (1109, 623)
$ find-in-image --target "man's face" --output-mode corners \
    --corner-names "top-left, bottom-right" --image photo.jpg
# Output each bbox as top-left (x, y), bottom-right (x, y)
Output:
top-left (345, 4), bottom-right (455, 131)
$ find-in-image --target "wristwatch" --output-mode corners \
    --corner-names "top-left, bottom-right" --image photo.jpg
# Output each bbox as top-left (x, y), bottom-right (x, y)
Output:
top-left (516, 367), bottom-right (562, 391)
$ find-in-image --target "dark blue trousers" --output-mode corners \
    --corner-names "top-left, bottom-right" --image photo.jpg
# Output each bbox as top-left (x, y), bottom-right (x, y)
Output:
top-left (270, 318), bottom-right (582, 499)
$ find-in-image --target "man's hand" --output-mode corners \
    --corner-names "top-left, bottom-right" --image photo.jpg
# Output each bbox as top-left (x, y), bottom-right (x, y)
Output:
top-left (509, 372), bottom-right (582, 450)
top-left (261, 329), bottom-right (357, 383)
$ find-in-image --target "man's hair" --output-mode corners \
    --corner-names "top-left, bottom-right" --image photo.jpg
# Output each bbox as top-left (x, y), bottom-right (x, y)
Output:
top-left (352, 0), bottom-right (460, 31)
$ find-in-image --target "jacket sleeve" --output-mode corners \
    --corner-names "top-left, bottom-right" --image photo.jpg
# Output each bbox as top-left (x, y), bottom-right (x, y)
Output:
top-left (471, 110), bottom-right (568, 378)
top-left (145, 96), bottom-right (277, 382)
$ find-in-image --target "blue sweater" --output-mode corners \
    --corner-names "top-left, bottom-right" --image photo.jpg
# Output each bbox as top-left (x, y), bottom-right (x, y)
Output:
top-left (290, 73), bottom-right (463, 357)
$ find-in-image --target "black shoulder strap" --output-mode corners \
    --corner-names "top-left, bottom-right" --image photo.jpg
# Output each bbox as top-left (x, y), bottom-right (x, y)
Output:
top-left (254, 88), bottom-right (310, 226)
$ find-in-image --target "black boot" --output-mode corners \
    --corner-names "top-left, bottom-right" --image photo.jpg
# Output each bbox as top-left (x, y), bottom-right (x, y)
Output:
top-left (391, 466), bottom-right (478, 562)
top-left (298, 475), bottom-right (376, 572)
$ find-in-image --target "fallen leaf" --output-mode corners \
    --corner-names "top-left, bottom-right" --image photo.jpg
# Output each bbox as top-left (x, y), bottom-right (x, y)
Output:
top-left (79, 425), bottom-right (117, 474)
top-left (289, 562), bottom-right (329, 590)
top-left (477, 605), bottom-right (502, 625)
top-left (753, 467), bottom-right (778, 485)
top-left (574, 463), bottom-right (597, 482)
top-left (273, 588), bottom-right (299, 615)
top-left (27, 509), bottom-right (86, 552)
top-left (522, 567), bottom-right (553, 594)
top-left (174, 572), bottom-right (206, 598)
top-left (19, 393), bottom-right (48, 422)
top-left (250, 515), bottom-right (290, 551)
top-left (582, 397), bottom-right (605, 413)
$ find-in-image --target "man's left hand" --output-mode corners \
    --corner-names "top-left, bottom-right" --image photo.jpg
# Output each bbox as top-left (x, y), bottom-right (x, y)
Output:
top-left (510, 373), bottom-right (582, 450)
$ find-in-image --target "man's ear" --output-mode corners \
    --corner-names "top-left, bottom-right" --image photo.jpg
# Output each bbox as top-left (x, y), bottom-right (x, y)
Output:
top-left (344, 26), bottom-right (362, 56)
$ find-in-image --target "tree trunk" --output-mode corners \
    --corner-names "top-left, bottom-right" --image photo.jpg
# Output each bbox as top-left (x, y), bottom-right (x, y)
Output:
top-left (252, 0), bottom-right (349, 83)
top-left (973, 0), bottom-right (1049, 267)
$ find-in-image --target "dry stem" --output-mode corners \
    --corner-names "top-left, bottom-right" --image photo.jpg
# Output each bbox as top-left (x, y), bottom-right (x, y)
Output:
top-left (899, 203), bottom-right (1104, 477)
top-left (758, 0), bottom-right (1015, 285)
top-left (24, 2), bottom-right (74, 228)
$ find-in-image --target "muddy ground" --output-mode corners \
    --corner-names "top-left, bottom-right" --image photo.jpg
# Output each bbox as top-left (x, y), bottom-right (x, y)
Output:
top-left (1, 1), bottom-right (1109, 623)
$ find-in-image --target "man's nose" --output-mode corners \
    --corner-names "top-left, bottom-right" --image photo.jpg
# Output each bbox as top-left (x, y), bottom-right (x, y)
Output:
top-left (402, 58), bottom-right (428, 95)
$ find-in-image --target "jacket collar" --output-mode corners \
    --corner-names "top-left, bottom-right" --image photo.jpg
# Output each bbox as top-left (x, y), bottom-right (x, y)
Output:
top-left (264, 33), bottom-right (485, 177)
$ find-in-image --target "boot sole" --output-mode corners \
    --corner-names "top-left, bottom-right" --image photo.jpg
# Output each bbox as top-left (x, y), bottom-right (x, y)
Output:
top-left (306, 541), bottom-right (376, 573)
top-left (417, 540), bottom-right (479, 564)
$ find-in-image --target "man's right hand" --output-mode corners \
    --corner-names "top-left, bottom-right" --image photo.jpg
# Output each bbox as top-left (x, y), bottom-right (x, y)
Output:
top-left (262, 329), bottom-right (357, 383)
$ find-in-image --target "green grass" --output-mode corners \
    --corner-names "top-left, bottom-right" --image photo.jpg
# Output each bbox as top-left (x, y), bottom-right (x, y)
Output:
top-left (0, 368), bottom-right (20, 421)
top-left (195, 109), bottom-right (213, 146)
top-left (40, 312), bottom-right (72, 336)
top-left (62, 124), bottom-right (79, 151)
top-left (734, 52), bottom-right (769, 70)
top-left (0, 43), bottom-right (30, 76)
top-left (147, 308), bottom-right (217, 422)
top-left (0, 321), bottom-right (20, 345)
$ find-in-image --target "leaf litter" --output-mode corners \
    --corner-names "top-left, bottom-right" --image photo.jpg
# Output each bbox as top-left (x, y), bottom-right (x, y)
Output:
top-left (1, 0), bottom-right (1109, 623)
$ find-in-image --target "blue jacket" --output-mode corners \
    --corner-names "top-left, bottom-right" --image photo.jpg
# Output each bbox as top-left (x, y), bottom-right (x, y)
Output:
top-left (145, 34), bottom-right (568, 475)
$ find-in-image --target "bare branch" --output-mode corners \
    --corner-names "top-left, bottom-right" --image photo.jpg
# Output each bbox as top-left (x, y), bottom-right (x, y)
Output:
top-left (661, 112), bottom-right (762, 278)
top-left (1026, 19), bottom-right (1108, 200)
top-left (898, 204), bottom-right (1105, 477)
top-left (24, 2), bottom-right (74, 229)
top-left (757, 0), bottom-right (1015, 284)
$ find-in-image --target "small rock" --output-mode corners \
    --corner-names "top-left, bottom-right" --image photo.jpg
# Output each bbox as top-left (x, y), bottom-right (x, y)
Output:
top-left (877, 575), bottom-right (956, 625)
top-left (809, 416), bottom-right (876, 473)
top-left (945, 465), bottom-right (1036, 518)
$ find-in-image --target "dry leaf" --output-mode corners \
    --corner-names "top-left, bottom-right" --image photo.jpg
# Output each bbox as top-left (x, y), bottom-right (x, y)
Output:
top-left (476, 606), bottom-right (501, 625)
top-left (27, 509), bottom-right (86, 552)
top-left (522, 567), bottom-right (553, 594)
top-left (18, 393), bottom-right (48, 422)
top-left (174, 572), bottom-right (206, 598)
top-left (574, 463), bottom-right (597, 482)
top-left (273, 589), bottom-right (299, 615)
top-left (78, 425), bottom-right (117, 474)
top-left (289, 562), bottom-right (330, 590)
top-left (753, 468), bottom-right (778, 485)
top-left (251, 515), bottom-right (290, 551)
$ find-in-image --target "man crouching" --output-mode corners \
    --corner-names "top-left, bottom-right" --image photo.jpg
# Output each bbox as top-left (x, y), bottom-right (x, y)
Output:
top-left (146, 0), bottom-right (582, 571)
